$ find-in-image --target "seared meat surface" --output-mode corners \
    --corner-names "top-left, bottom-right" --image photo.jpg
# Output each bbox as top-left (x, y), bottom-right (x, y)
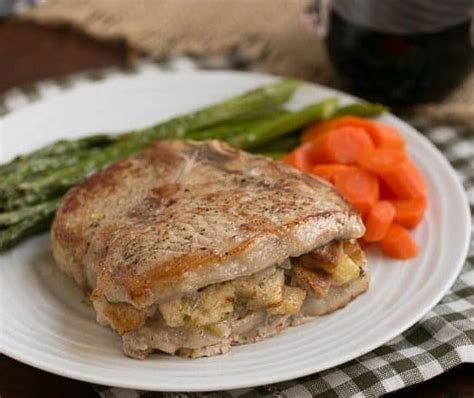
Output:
top-left (51, 140), bottom-right (368, 358)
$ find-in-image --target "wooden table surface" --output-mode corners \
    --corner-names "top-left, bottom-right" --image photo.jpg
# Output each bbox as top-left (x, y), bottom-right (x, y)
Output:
top-left (1, 18), bottom-right (473, 398)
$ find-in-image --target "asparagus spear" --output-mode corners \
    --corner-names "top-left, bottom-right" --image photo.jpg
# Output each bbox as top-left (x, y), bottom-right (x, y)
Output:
top-left (0, 148), bottom-right (102, 188)
top-left (184, 110), bottom-right (289, 141)
top-left (134, 79), bottom-right (299, 143)
top-left (333, 102), bottom-right (387, 118)
top-left (0, 135), bottom-right (115, 177)
top-left (227, 98), bottom-right (339, 149)
top-left (0, 198), bottom-right (59, 227)
top-left (250, 134), bottom-right (300, 154)
top-left (0, 211), bottom-right (55, 251)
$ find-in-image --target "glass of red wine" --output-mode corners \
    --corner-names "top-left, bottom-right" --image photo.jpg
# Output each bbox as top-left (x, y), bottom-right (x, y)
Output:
top-left (307, 0), bottom-right (474, 106)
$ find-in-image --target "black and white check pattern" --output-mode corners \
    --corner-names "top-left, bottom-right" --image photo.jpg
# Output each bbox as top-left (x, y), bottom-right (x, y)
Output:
top-left (1, 61), bottom-right (472, 398)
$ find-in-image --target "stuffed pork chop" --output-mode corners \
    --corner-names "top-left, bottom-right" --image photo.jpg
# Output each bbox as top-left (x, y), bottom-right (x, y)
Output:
top-left (51, 139), bottom-right (369, 359)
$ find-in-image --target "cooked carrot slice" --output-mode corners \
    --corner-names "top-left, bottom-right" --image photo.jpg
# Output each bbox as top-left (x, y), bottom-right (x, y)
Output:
top-left (383, 159), bottom-right (426, 199)
top-left (302, 119), bottom-right (339, 142)
top-left (303, 116), bottom-right (405, 150)
top-left (302, 116), bottom-right (370, 142)
top-left (369, 123), bottom-right (405, 150)
top-left (358, 148), bottom-right (426, 199)
top-left (401, 159), bottom-right (427, 196)
top-left (357, 147), bottom-right (405, 172)
top-left (381, 223), bottom-right (419, 259)
top-left (311, 126), bottom-right (375, 165)
top-left (363, 201), bottom-right (396, 242)
top-left (311, 164), bottom-right (357, 184)
top-left (334, 168), bottom-right (379, 215)
top-left (282, 142), bottom-right (315, 173)
top-left (390, 196), bottom-right (427, 229)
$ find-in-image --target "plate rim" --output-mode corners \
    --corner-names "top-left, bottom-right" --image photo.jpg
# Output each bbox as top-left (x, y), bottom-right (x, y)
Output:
top-left (0, 69), bottom-right (471, 392)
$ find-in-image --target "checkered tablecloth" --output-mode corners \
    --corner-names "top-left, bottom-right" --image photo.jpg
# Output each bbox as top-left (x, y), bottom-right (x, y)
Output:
top-left (1, 60), bottom-right (472, 398)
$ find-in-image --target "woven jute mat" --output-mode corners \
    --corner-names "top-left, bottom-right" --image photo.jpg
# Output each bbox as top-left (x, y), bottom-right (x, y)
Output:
top-left (20, 0), bottom-right (474, 123)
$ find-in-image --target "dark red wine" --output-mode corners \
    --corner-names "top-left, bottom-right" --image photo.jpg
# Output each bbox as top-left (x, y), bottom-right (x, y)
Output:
top-left (321, 2), bottom-right (474, 106)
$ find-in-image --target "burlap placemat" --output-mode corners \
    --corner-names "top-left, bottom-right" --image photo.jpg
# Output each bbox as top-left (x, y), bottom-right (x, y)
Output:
top-left (20, 0), bottom-right (473, 121)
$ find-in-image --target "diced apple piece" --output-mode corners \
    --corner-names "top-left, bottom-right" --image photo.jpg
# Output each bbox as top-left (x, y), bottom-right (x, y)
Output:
top-left (332, 254), bottom-right (360, 285)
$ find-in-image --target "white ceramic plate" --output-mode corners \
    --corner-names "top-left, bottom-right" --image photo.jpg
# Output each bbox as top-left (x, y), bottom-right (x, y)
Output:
top-left (0, 70), bottom-right (470, 392)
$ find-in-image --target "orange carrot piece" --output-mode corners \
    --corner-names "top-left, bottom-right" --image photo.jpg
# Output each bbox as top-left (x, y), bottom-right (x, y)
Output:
top-left (358, 148), bottom-right (426, 199)
top-left (302, 116), bottom-right (405, 150)
top-left (382, 159), bottom-right (426, 199)
top-left (311, 126), bottom-right (375, 165)
top-left (363, 201), bottom-right (396, 242)
top-left (381, 223), bottom-right (419, 259)
top-left (334, 168), bottom-right (379, 215)
top-left (302, 119), bottom-right (340, 142)
top-left (282, 142), bottom-right (315, 173)
top-left (369, 123), bottom-right (405, 150)
top-left (403, 159), bottom-right (427, 194)
top-left (390, 196), bottom-right (427, 229)
top-left (311, 164), bottom-right (357, 184)
top-left (302, 116), bottom-right (371, 142)
top-left (357, 147), bottom-right (406, 172)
